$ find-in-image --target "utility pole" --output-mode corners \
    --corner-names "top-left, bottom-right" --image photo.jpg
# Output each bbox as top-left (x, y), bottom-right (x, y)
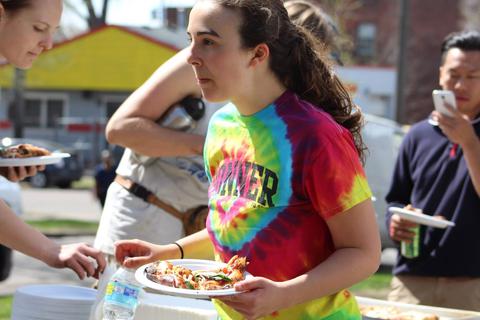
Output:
top-left (395, 0), bottom-right (409, 124)
top-left (13, 68), bottom-right (26, 138)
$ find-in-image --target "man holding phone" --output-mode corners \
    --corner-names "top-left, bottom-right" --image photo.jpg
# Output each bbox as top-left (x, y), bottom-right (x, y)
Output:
top-left (385, 30), bottom-right (480, 310)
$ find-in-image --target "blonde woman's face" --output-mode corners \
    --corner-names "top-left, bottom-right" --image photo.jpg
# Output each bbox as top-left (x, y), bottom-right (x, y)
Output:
top-left (0, 0), bottom-right (62, 69)
top-left (186, 1), bottom-right (255, 103)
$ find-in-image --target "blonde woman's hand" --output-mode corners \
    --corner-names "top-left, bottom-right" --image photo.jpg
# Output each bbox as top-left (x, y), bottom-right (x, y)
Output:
top-left (0, 165), bottom-right (45, 182)
top-left (48, 242), bottom-right (106, 280)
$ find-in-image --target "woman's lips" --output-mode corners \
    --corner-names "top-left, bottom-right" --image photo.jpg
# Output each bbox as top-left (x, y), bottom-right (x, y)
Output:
top-left (27, 51), bottom-right (40, 57)
top-left (197, 78), bottom-right (211, 85)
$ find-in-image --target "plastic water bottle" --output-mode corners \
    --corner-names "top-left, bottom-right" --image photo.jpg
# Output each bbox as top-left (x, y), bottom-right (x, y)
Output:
top-left (158, 96), bottom-right (205, 131)
top-left (103, 267), bottom-right (141, 320)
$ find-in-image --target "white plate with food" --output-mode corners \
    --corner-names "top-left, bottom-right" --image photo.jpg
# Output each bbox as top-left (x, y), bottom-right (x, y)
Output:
top-left (0, 153), bottom-right (71, 167)
top-left (135, 256), bottom-right (251, 299)
top-left (389, 207), bottom-right (455, 229)
top-left (0, 143), bottom-right (70, 167)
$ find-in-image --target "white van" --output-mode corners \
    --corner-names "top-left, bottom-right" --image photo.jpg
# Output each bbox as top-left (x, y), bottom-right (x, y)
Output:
top-left (362, 114), bottom-right (406, 249)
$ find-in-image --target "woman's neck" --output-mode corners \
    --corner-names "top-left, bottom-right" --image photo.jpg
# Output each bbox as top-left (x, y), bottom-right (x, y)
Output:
top-left (232, 75), bottom-right (286, 116)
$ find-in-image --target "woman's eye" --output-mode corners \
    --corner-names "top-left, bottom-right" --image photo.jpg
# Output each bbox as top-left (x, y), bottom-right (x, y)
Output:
top-left (34, 26), bottom-right (45, 32)
top-left (203, 39), bottom-right (214, 46)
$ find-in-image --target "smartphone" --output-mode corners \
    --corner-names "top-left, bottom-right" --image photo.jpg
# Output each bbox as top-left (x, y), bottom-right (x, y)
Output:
top-left (432, 90), bottom-right (457, 116)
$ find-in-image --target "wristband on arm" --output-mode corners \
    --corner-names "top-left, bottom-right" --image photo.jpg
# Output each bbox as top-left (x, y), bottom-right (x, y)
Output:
top-left (173, 242), bottom-right (184, 259)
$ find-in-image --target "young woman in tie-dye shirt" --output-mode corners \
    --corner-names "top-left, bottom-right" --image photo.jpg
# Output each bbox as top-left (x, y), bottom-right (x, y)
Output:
top-left (115, 1), bottom-right (381, 319)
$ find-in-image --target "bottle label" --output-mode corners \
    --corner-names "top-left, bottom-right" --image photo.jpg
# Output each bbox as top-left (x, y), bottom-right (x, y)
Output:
top-left (105, 280), bottom-right (140, 309)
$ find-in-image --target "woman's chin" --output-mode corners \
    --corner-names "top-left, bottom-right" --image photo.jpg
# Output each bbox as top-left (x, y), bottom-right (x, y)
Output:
top-left (201, 91), bottom-right (227, 103)
top-left (10, 56), bottom-right (35, 69)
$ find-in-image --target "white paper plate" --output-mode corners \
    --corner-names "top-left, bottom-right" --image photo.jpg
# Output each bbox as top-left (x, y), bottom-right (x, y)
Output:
top-left (389, 207), bottom-right (455, 229)
top-left (135, 259), bottom-right (251, 299)
top-left (0, 153), bottom-right (70, 167)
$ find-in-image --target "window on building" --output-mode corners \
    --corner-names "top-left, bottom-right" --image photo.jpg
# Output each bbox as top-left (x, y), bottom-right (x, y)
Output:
top-left (24, 99), bottom-right (42, 127)
top-left (356, 23), bottom-right (376, 60)
top-left (106, 101), bottom-right (121, 119)
top-left (46, 99), bottom-right (64, 128)
top-left (164, 7), bottom-right (191, 29)
top-left (16, 96), bottom-right (67, 129)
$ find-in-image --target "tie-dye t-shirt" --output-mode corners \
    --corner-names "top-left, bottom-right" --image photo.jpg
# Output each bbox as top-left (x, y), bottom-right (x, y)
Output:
top-left (204, 91), bottom-right (371, 319)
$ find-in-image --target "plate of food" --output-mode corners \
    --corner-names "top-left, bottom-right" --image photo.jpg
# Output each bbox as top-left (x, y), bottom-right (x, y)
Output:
top-left (388, 207), bottom-right (455, 229)
top-left (0, 144), bottom-right (70, 167)
top-left (135, 255), bottom-right (251, 299)
top-left (358, 296), bottom-right (480, 319)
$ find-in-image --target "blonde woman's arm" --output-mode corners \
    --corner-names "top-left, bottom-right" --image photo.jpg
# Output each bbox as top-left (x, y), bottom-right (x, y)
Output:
top-left (0, 200), bottom-right (106, 279)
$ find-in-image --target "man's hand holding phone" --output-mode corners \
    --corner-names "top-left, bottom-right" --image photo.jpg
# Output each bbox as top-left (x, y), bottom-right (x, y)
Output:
top-left (431, 89), bottom-right (476, 146)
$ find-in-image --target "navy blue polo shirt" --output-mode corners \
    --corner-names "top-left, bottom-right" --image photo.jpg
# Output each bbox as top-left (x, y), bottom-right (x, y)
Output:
top-left (385, 117), bottom-right (480, 277)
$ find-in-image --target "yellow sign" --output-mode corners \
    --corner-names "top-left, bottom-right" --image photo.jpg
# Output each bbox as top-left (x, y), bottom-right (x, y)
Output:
top-left (0, 26), bottom-right (179, 91)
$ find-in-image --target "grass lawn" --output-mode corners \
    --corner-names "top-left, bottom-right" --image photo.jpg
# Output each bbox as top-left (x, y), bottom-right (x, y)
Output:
top-left (350, 270), bottom-right (392, 299)
top-left (26, 219), bottom-right (99, 235)
top-left (0, 296), bottom-right (12, 320)
top-left (71, 175), bottom-right (95, 190)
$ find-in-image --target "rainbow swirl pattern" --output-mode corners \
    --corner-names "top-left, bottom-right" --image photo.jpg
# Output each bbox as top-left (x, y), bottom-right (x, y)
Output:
top-left (204, 91), bottom-right (370, 319)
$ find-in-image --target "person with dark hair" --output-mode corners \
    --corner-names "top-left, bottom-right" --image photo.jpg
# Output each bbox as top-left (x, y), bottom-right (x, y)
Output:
top-left (94, 0), bottom-right (341, 272)
top-left (115, 0), bottom-right (380, 319)
top-left (0, 0), bottom-right (106, 280)
top-left (93, 149), bottom-right (116, 208)
top-left (386, 30), bottom-right (480, 310)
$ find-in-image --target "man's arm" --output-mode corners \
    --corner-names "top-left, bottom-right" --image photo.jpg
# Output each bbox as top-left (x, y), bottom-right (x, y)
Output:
top-left (462, 132), bottom-right (480, 195)
top-left (106, 48), bottom-right (205, 157)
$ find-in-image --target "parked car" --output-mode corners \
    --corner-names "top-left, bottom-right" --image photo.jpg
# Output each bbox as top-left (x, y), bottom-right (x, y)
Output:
top-left (0, 138), bottom-right (84, 188)
top-left (0, 176), bottom-right (23, 281)
top-left (362, 114), bottom-right (406, 249)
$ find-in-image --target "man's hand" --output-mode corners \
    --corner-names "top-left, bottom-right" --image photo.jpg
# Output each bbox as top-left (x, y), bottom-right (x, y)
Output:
top-left (432, 104), bottom-right (476, 147)
top-left (389, 213), bottom-right (418, 242)
top-left (0, 165), bottom-right (45, 182)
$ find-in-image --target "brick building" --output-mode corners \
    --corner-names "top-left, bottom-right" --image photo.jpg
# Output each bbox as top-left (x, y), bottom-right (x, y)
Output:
top-left (314, 0), bottom-right (468, 124)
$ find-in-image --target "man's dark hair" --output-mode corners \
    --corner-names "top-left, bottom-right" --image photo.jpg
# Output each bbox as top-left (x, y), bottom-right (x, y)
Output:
top-left (441, 30), bottom-right (480, 64)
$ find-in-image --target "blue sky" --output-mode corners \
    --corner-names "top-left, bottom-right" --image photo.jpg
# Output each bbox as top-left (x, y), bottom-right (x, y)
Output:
top-left (63, 0), bottom-right (197, 30)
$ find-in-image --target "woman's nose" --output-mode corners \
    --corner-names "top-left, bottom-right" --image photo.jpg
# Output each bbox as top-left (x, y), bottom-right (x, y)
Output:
top-left (40, 34), bottom-right (54, 50)
top-left (186, 44), bottom-right (201, 66)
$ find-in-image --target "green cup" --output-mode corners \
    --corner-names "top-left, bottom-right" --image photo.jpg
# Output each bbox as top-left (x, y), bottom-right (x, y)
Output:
top-left (401, 225), bottom-right (420, 258)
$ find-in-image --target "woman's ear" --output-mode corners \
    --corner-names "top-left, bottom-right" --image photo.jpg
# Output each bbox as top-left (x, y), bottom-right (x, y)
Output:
top-left (249, 43), bottom-right (270, 67)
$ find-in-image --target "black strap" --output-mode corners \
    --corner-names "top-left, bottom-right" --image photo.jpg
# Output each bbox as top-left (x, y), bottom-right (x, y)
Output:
top-left (127, 181), bottom-right (151, 203)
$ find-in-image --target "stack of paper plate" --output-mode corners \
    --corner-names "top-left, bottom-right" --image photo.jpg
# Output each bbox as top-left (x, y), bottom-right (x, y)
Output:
top-left (11, 284), bottom-right (96, 320)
